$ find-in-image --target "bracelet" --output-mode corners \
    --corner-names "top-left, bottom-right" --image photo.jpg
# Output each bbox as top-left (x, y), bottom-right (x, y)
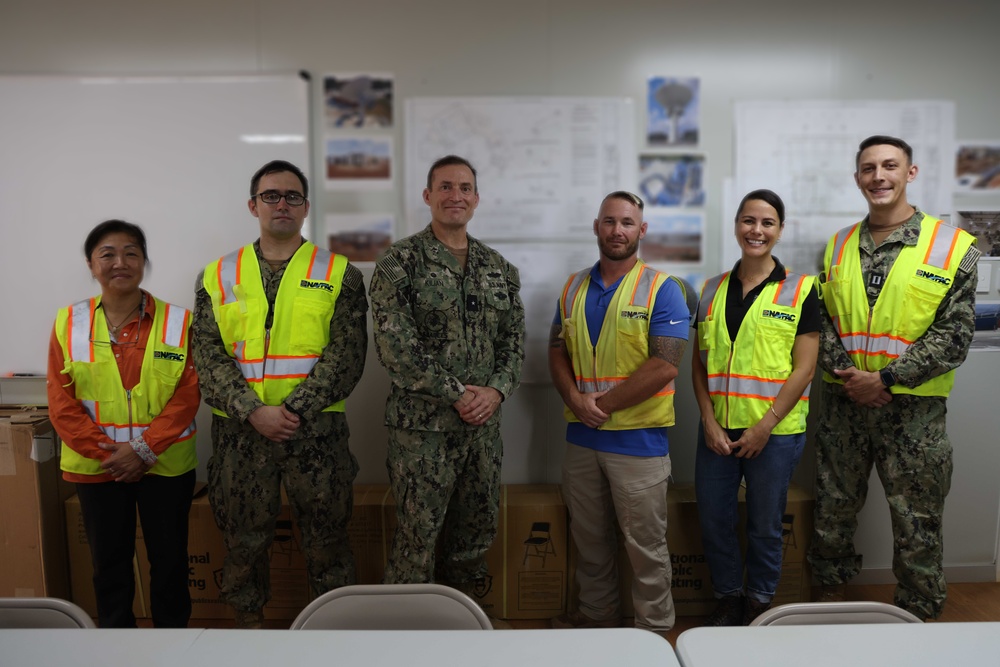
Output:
top-left (770, 406), bottom-right (782, 421)
top-left (129, 434), bottom-right (158, 467)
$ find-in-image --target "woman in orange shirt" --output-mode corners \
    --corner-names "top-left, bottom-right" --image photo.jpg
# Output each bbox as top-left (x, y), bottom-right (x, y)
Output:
top-left (47, 220), bottom-right (200, 628)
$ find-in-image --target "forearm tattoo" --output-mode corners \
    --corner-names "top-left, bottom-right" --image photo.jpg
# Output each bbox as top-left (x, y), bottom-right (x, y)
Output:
top-left (549, 324), bottom-right (565, 349)
top-left (650, 335), bottom-right (685, 367)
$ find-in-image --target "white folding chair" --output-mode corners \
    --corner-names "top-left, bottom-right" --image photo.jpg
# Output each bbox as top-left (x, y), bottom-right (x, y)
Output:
top-left (290, 583), bottom-right (494, 630)
top-left (750, 601), bottom-right (923, 626)
top-left (0, 597), bottom-right (96, 628)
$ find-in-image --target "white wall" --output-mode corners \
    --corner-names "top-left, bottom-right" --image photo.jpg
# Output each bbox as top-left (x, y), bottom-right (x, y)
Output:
top-left (2, 0), bottom-right (999, 580)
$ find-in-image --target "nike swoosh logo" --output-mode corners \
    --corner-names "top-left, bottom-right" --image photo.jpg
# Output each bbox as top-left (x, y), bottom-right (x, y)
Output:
top-left (669, 319), bottom-right (686, 325)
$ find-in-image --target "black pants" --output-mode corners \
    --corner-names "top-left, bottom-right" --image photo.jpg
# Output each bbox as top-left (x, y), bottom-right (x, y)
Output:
top-left (76, 470), bottom-right (196, 628)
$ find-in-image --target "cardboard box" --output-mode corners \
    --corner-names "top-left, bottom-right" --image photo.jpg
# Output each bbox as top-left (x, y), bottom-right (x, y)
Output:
top-left (350, 484), bottom-right (570, 620)
top-left (570, 483), bottom-right (814, 617)
top-left (348, 484), bottom-right (394, 586)
top-left (490, 485), bottom-right (569, 619)
top-left (0, 407), bottom-right (74, 599)
top-left (184, 494), bottom-right (311, 620)
top-left (66, 490), bottom-right (312, 621)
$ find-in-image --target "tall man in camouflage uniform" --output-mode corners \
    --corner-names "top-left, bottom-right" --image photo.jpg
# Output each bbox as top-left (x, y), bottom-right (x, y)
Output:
top-left (369, 155), bottom-right (525, 593)
top-left (192, 160), bottom-right (367, 628)
top-left (549, 191), bottom-right (690, 636)
top-left (808, 136), bottom-right (978, 620)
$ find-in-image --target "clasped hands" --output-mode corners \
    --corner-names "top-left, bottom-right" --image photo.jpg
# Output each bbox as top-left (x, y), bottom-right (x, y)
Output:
top-left (454, 385), bottom-right (502, 426)
top-left (834, 367), bottom-right (893, 408)
top-left (99, 441), bottom-right (149, 483)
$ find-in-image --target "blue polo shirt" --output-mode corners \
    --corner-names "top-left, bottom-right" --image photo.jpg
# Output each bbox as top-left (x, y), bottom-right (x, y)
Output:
top-left (554, 262), bottom-right (690, 456)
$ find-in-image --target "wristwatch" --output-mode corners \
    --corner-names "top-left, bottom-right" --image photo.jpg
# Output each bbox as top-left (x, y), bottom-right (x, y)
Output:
top-left (879, 368), bottom-right (897, 388)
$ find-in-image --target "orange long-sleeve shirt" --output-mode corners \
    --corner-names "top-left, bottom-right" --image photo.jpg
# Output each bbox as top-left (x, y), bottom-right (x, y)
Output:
top-left (47, 291), bottom-right (201, 483)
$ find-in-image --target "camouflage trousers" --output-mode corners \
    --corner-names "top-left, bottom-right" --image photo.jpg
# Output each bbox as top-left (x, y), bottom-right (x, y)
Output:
top-left (207, 415), bottom-right (359, 612)
top-left (807, 386), bottom-right (953, 619)
top-left (383, 424), bottom-right (502, 587)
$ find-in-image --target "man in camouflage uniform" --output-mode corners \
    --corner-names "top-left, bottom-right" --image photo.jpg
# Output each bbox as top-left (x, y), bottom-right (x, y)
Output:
top-left (808, 136), bottom-right (978, 620)
top-left (369, 155), bottom-right (525, 593)
top-left (191, 160), bottom-right (367, 628)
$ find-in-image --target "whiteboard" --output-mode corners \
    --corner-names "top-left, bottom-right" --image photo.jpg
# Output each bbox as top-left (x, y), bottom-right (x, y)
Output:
top-left (0, 75), bottom-right (310, 374)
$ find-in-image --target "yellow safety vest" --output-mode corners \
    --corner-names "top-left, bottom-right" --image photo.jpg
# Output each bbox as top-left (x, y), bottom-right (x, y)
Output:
top-left (55, 295), bottom-right (197, 476)
top-left (559, 261), bottom-right (675, 430)
top-left (696, 271), bottom-right (814, 434)
top-left (821, 215), bottom-right (975, 397)
top-left (202, 242), bottom-right (348, 415)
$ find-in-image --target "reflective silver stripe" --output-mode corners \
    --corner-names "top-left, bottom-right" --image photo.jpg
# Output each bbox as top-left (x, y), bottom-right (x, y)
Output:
top-left (924, 222), bottom-right (960, 269)
top-left (706, 376), bottom-right (727, 394)
top-left (561, 270), bottom-right (590, 318)
top-left (578, 377), bottom-right (675, 394)
top-left (233, 341), bottom-right (264, 380)
top-left (829, 225), bottom-right (858, 268)
top-left (714, 374), bottom-right (808, 400)
top-left (577, 379), bottom-right (620, 393)
top-left (176, 421), bottom-right (196, 440)
top-left (773, 273), bottom-right (807, 307)
top-left (840, 332), bottom-right (909, 358)
top-left (630, 265), bottom-right (658, 307)
top-left (307, 248), bottom-right (335, 280)
top-left (82, 409), bottom-right (150, 442)
top-left (69, 300), bottom-right (94, 362)
top-left (697, 273), bottom-right (727, 323)
top-left (159, 302), bottom-right (188, 347)
top-left (217, 250), bottom-right (240, 305)
top-left (263, 356), bottom-right (319, 379)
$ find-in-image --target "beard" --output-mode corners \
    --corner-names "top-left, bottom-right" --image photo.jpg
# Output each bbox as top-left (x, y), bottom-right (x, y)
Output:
top-left (598, 235), bottom-right (639, 261)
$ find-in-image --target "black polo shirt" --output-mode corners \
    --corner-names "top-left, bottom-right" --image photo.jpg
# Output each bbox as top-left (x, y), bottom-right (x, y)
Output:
top-left (724, 257), bottom-right (820, 342)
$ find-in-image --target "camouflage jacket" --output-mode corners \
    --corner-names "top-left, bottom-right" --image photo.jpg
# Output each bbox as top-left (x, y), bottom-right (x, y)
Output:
top-left (190, 240), bottom-right (368, 437)
top-left (369, 226), bottom-right (525, 431)
top-left (818, 209), bottom-right (979, 389)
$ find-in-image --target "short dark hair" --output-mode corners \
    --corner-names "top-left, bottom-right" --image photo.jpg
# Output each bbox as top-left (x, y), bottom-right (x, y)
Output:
top-left (84, 219), bottom-right (149, 263)
top-left (855, 135), bottom-right (913, 169)
top-left (426, 155), bottom-right (478, 192)
top-left (736, 189), bottom-right (785, 224)
top-left (250, 160), bottom-right (309, 199)
top-left (602, 190), bottom-right (644, 212)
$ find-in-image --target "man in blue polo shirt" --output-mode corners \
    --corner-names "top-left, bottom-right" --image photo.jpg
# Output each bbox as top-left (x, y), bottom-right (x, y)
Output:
top-left (548, 190), bottom-right (691, 638)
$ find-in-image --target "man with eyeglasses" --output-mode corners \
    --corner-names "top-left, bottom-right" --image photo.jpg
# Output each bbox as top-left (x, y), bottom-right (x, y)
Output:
top-left (368, 155), bottom-right (525, 609)
top-left (191, 159), bottom-right (367, 628)
top-left (548, 191), bottom-right (691, 638)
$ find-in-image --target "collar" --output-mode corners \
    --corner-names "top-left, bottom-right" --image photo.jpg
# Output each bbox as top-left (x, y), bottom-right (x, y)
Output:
top-left (421, 224), bottom-right (477, 267)
top-left (731, 257), bottom-right (788, 286)
top-left (860, 208), bottom-right (925, 251)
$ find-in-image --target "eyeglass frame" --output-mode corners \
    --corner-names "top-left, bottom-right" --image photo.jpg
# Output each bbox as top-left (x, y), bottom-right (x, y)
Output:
top-left (89, 299), bottom-right (143, 347)
top-left (254, 190), bottom-right (307, 206)
top-left (89, 311), bottom-right (142, 347)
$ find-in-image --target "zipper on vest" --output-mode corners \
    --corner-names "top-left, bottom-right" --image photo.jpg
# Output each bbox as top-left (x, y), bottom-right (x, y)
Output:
top-left (864, 309), bottom-right (874, 371)
top-left (264, 328), bottom-right (271, 377)
top-left (724, 349), bottom-right (734, 428)
top-left (125, 389), bottom-right (134, 441)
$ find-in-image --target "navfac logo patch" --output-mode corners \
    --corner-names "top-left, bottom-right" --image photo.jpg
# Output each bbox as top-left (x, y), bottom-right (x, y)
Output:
top-left (300, 279), bottom-right (334, 292)
top-left (762, 310), bottom-right (796, 323)
top-left (620, 310), bottom-right (649, 321)
top-left (915, 269), bottom-right (950, 286)
top-left (153, 351), bottom-right (185, 362)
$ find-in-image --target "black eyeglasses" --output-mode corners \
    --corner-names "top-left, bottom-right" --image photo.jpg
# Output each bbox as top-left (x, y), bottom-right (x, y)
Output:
top-left (255, 190), bottom-right (306, 206)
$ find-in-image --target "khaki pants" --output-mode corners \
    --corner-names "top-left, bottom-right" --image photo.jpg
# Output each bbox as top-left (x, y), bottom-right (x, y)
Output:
top-left (562, 442), bottom-right (675, 631)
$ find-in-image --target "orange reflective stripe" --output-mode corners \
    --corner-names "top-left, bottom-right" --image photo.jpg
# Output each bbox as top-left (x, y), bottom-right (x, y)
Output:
top-left (831, 224), bottom-right (859, 268)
